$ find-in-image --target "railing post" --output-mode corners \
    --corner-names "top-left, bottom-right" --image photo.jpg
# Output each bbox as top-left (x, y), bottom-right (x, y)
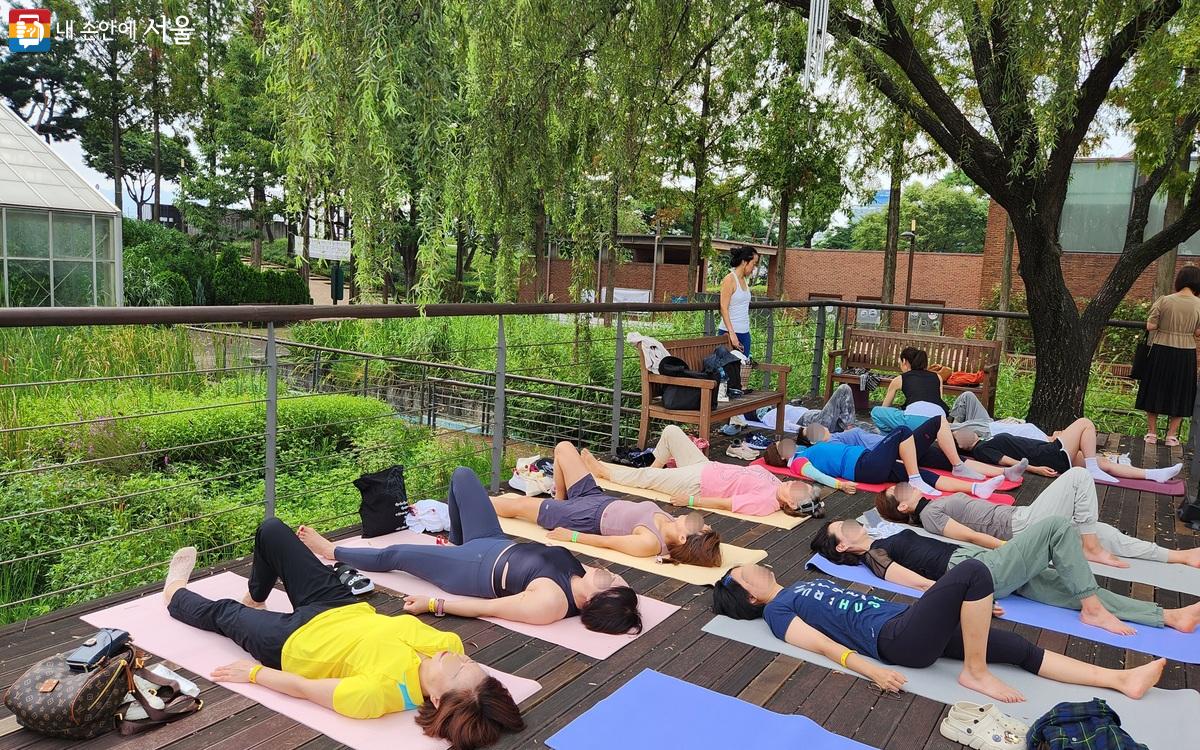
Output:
top-left (763, 307), bottom-right (775, 391)
top-left (611, 312), bottom-right (624, 454)
top-left (311, 351), bottom-right (320, 391)
top-left (810, 305), bottom-right (826, 398)
top-left (491, 316), bottom-right (507, 492)
top-left (265, 322), bottom-right (278, 519)
top-left (362, 359), bottom-right (370, 397)
top-left (704, 309), bottom-right (715, 336)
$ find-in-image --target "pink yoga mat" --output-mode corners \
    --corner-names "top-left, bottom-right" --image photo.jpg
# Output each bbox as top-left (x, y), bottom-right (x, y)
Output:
top-left (328, 530), bottom-right (680, 660)
top-left (82, 572), bottom-right (541, 750)
top-left (1093, 475), bottom-right (1185, 496)
top-left (748, 458), bottom-right (1016, 505)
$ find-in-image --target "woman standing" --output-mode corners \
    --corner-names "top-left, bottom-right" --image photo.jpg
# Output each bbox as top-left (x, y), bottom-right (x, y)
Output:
top-left (1137, 266), bottom-right (1200, 447)
top-left (718, 245), bottom-right (758, 356)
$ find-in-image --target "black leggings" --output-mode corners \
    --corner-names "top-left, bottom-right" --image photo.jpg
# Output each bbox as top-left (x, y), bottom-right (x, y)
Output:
top-left (853, 417), bottom-right (941, 485)
top-left (876, 558), bottom-right (1045, 674)
top-left (167, 518), bottom-right (357, 668)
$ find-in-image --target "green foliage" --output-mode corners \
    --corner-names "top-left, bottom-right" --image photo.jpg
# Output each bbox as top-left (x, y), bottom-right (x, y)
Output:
top-left (212, 248), bottom-right (313, 305)
top-left (121, 219), bottom-right (217, 306)
top-left (850, 181), bottom-right (989, 253)
top-left (981, 288), bottom-right (1150, 362)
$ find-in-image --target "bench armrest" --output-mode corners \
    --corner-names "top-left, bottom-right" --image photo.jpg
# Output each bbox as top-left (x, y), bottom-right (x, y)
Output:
top-left (647, 373), bottom-right (717, 390)
top-left (754, 362), bottom-right (792, 374)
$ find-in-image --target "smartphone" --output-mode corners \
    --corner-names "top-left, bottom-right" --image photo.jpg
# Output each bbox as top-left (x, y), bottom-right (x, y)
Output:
top-left (863, 508), bottom-right (884, 530)
top-left (66, 629), bottom-right (130, 672)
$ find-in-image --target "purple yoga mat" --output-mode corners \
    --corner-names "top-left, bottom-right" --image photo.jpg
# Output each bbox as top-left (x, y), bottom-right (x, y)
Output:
top-left (806, 554), bottom-right (1200, 664)
top-left (1093, 475), bottom-right (1185, 496)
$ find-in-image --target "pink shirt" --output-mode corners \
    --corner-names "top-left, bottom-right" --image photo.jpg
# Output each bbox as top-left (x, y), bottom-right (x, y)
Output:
top-left (700, 463), bottom-right (782, 516)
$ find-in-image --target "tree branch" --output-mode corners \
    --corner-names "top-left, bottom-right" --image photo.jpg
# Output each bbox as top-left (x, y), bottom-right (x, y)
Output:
top-left (1044, 0), bottom-right (1182, 192)
top-left (1125, 111), bottom-right (1200, 251)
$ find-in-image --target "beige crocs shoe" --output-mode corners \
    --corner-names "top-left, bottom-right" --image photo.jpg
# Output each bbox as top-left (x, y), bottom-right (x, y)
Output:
top-left (949, 701), bottom-right (1028, 737)
top-left (940, 709), bottom-right (1024, 750)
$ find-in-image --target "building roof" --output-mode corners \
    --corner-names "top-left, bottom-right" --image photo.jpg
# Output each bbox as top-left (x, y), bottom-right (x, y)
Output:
top-left (0, 104), bottom-right (120, 215)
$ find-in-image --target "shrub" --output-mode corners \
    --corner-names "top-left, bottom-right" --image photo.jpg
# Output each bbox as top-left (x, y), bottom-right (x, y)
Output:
top-left (213, 248), bottom-right (312, 305)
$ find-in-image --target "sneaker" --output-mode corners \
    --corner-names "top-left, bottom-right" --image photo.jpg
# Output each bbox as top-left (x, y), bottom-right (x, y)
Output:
top-left (718, 423), bottom-right (742, 437)
top-left (725, 442), bottom-right (760, 461)
top-left (745, 433), bottom-right (775, 451)
top-left (728, 388), bottom-right (745, 399)
top-left (728, 414), bottom-right (748, 427)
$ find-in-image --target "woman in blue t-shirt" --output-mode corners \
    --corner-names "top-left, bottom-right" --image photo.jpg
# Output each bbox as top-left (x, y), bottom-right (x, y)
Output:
top-left (712, 558), bottom-right (1166, 703)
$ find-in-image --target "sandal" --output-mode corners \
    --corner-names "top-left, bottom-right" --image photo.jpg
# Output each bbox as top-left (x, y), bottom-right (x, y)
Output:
top-left (1144, 433), bottom-right (1158, 445)
top-left (1165, 435), bottom-right (1180, 447)
top-left (940, 710), bottom-right (1023, 750)
top-left (333, 563), bottom-right (374, 595)
top-left (950, 701), bottom-right (1028, 737)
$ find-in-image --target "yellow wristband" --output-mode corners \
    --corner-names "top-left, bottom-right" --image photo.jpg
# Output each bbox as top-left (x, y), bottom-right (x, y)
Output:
top-left (248, 665), bottom-right (263, 684)
top-left (839, 649), bottom-right (854, 667)
top-left (428, 597), bottom-right (437, 614)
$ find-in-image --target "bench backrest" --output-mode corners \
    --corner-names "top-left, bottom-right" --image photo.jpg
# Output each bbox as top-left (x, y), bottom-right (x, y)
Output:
top-left (637, 335), bottom-right (728, 394)
top-left (843, 328), bottom-right (1001, 373)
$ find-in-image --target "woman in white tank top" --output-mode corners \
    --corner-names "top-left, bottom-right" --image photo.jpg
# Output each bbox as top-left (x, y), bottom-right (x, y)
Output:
top-left (719, 246), bottom-right (758, 354)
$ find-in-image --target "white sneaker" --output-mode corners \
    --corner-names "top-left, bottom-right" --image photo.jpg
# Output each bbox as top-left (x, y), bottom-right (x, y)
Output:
top-left (725, 442), bottom-right (760, 461)
top-left (728, 414), bottom-right (748, 427)
top-left (718, 382), bottom-right (729, 402)
top-left (940, 710), bottom-right (1023, 750)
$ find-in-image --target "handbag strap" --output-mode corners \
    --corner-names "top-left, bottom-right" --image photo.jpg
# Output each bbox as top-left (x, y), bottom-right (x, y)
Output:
top-left (116, 672), bottom-right (203, 736)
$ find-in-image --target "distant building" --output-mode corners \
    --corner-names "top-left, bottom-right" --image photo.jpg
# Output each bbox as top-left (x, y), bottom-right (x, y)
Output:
top-left (0, 104), bottom-right (123, 307)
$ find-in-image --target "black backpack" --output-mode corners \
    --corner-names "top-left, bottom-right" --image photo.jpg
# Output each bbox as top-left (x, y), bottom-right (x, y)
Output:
top-left (659, 356), bottom-right (718, 411)
top-left (354, 465), bottom-right (410, 538)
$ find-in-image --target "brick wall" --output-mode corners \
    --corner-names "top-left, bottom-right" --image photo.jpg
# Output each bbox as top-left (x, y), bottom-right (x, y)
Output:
top-left (518, 258), bottom-right (691, 303)
top-left (979, 200), bottom-right (1190, 306)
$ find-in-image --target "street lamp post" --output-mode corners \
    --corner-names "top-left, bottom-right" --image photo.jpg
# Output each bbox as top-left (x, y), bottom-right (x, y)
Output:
top-left (901, 221), bottom-right (917, 331)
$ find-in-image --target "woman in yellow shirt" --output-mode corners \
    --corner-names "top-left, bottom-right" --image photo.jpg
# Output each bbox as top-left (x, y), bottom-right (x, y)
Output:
top-left (163, 518), bottom-right (524, 750)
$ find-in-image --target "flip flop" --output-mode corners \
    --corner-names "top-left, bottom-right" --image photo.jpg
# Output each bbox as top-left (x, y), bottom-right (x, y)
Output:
top-left (1144, 433), bottom-right (1158, 444)
top-left (1165, 436), bottom-right (1180, 447)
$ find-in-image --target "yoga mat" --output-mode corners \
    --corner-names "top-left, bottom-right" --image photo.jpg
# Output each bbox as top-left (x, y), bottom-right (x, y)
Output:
top-left (326, 530), bottom-right (679, 660)
top-left (805, 554), bottom-right (1200, 664)
top-left (702, 615), bottom-right (1198, 750)
top-left (595, 476), bottom-right (807, 530)
top-left (874, 517), bottom-right (1200, 601)
top-left (82, 573), bottom-right (542, 750)
top-left (748, 458), bottom-right (1016, 505)
top-left (495, 516), bottom-right (766, 586)
top-left (546, 668), bottom-right (876, 750)
top-left (1093, 475), bottom-right (1185, 496)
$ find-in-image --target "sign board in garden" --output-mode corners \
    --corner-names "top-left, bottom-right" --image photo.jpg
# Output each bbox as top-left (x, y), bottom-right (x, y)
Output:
top-left (307, 239), bottom-right (351, 261)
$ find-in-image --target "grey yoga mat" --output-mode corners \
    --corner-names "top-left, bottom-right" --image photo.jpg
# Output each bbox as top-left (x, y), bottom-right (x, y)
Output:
top-left (864, 516), bottom-right (1200, 599)
top-left (702, 615), bottom-right (1199, 750)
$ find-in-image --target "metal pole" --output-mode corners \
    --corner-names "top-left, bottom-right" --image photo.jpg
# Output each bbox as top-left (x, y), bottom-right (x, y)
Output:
top-left (611, 313), bottom-right (624, 454)
top-left (704, 309), bottom-right (715, 336)
top-left (763, 307), bottom-right (775, 391)
top-left (903, 232), bottom-right (916, 329)
top-left (264, 322), bottom-right (278, 518)
top-left (490, 316), bottom-right (507, 492)
top-left (811, 304), bottom-right (826, 397)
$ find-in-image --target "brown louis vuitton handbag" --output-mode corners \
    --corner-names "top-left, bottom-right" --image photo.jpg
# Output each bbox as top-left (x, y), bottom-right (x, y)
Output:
top-left (3, 643), bottom-right (202, 739)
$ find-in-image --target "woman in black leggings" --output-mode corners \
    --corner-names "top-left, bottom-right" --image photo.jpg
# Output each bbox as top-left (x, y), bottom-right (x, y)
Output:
top-left (298, 467), bottom-right (643, 635)
top-left (712, 558), bottom-right (1165, 703)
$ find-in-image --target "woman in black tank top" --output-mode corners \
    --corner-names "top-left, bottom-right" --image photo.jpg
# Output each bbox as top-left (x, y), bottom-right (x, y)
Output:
top-left (297, 468), bottom-right (643, 635)
top-left (882, 346), bottom-right (948, 413)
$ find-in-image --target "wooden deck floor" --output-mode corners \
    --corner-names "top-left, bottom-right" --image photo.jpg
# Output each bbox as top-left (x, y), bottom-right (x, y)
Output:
top-left (1, 433), bottom-right (1195, 750)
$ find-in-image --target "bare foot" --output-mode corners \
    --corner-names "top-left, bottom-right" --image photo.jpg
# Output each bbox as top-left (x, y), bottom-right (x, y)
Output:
top-left (1117, 658), bottom-right (1166, 700)
top-left (241, 592), bottom-right (267, 610)
top-left (1083, 548), bottom-right (1130, 569)
top-left (1163, 602), bottom-right (1200, 633)
top-left (580, 449), bottom-right (610, 480)
top-left (162, 546), bottom-right (197, 605)
top-left (958, 669), bottom-right (1025, 703)
top-left (1080, 605), bottom-right (1136, 636)
top-left (297, 525), bottom-right (336, 559)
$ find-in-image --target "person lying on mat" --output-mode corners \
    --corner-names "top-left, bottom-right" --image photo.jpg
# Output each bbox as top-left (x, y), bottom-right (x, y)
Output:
top-left (492, 441), bottom-right (723, 567)
top-left (767, 416), bottom-right (1008, 498)
top-left (953, 417), bottom-right (1183, 484)
top-left (754, 383), bottom-right (858, 434)
top-left (299, 467), bottom-right (643, 635)
top-left (575, 424), bottom-right (821, 516)
top-left (812, 515), bottom-right (1200, 635)
top-left (880, 346), bottom-right (949, 414)
top-left (162, 521), bottom-right (524, 749)
top-left (711, 561), bottom-right (1166, 702)
top-left (875, 470), bottom-right (1200, 569)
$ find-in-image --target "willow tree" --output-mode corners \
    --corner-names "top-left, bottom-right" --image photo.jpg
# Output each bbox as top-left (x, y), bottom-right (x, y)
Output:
top-left (779, 0), bottom-right (1200, 428)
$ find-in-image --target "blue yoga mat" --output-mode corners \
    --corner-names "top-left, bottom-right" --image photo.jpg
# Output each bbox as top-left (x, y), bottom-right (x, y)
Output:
top-left (546, 669), bottom-right (876, 750)
top-left (806, 554), bottom-right (1200, 664)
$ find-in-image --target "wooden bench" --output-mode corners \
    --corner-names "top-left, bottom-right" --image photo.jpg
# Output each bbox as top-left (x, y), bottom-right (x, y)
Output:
top-left (825, 328), bottom-right (1002, 412)
top-left (636, 335), bottom-right (791, 449)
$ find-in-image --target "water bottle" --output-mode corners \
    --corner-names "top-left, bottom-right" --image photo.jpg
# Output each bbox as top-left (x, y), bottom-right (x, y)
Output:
top-left (835, 367), bottom-right (843, 375)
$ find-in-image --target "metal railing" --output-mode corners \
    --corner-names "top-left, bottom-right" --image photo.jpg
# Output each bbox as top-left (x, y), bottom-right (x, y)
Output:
top-left (0, 298), bottom-right (1149, 624)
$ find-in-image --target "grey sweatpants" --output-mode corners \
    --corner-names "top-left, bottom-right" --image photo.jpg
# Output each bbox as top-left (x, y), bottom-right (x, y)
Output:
top-left (604, 425), bottom-right (707, 496)
top-left (1011, 468), bottom-right (1170, 563)
top-left (796, 384), bottom-right (858, 433)
top-left (949, 516), bottom-right (1165, 627)
top-left (948, 391), bottom-right (992, 439)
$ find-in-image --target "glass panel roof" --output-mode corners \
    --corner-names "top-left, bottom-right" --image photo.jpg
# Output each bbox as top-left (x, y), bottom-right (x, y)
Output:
top-left (0, 105), bottom-right (120, 215)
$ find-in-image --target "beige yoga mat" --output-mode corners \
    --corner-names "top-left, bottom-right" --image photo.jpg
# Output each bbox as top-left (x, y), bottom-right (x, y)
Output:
top-left (595, 477), bottom-right (808, 530)
top-left (496, 516), bottom-right (766, 586)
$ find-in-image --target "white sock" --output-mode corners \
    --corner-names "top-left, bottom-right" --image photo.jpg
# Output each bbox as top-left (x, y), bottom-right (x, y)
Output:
top-left (909, 475), bottom-right (941, 497)
top-left (1084, 457), bottom-right (1119, 483)
top-left (1145, 463), bottom-right (1183, 483)
top-left (971, 475), bottom-right (1004, 499)
top-left (1002, 458), bottom-right (1029, 482)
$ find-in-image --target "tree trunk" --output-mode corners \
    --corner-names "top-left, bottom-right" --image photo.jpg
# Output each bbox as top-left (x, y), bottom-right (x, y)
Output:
top-left (151, 53), bottom-right (161, 223)
top-left (687, 53), bottom-right (712, 297)
top-left (455, 220), bottom-right (466, 302)
top-left (251, 178), bottom-right (265, 267)
top-left (301, 199), bottom-right (311, 288)
top-left (1153, 132), bottom-right (1194, 299)
top-left (533, 191), bottom-right (546, 299)
top-left (603, 180), bottom-right (620, 324)
top-left (108, 15), bottom-right (123, 213)
top-left (774, 186), bottom-right (791, 299)
top-left (880, 139), bottom-right (903, 329)
top-left (995, 218), bottom-right (1015, 347)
